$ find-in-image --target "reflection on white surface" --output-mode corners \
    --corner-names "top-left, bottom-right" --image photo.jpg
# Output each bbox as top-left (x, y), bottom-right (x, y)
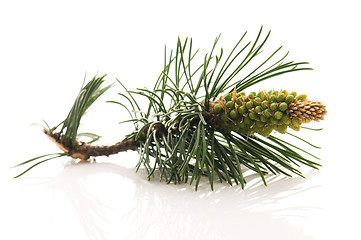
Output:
top-left (12, 159), bottom-right (321, 240)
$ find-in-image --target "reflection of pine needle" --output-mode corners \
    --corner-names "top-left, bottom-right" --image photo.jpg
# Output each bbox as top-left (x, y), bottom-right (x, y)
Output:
top-left (14, 27), bottom-right (326, 190)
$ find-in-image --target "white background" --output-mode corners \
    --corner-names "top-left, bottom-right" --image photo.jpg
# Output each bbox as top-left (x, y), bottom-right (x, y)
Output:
top-left (1, 0), bottom-right (360, 239)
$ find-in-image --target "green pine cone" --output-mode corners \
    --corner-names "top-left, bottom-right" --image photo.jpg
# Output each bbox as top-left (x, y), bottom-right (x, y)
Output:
top-left (209, 89), bottom-right (326, 137)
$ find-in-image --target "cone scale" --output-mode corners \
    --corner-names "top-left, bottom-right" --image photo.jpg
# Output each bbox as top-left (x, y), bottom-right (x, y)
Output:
top-left (208, 88), bottom-right (326, 136)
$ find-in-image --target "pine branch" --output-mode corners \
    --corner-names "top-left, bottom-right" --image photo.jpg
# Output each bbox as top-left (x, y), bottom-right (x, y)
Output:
top-left (14, 27), bottom-right (327, 191)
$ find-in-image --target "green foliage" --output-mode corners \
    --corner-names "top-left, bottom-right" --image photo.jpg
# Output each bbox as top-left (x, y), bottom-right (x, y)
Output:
top-left (115, 27), bottom-right (321, 190)
top-left (58, 74), bottom-right (112, 145)
top-left (12, 153), bottom-right (67, 178)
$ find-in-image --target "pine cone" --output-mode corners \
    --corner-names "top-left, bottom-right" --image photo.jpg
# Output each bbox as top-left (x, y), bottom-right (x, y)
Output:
top-left (208, 89), bottom-right (326, 136)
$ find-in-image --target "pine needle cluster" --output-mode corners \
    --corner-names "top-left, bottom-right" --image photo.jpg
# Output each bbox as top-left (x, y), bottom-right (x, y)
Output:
top-left (14, 27), bottom-right (326, 190)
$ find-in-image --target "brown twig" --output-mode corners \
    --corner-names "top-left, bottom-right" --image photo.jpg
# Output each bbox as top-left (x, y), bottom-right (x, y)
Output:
top-left (43, 122), bottom-right (170, 160)
top-left (44, 129), bottom-right (140, 160)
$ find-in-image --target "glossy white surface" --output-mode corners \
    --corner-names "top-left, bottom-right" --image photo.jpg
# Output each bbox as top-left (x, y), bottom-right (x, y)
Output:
top-left (1, 1), bottom-right (360, 239)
